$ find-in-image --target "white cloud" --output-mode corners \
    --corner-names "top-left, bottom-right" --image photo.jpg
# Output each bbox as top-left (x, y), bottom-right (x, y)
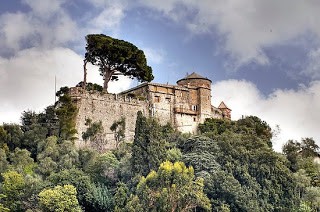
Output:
top-left (22, 0), bottom-right (65, 18)
top-left (0, 0), bottom-right (128, 56)
top-left (0, 12), bottom-right (34, 52)
top-left (0, 0), bottom-right (77, 54)
top-left (137, 0), bottom-right (320, 68)
top-left (0, 0), bottom-right (140, 124)
top-left (303, 48), bottom-right (320, 79)
top-left (88, 5), bottom-right (125, 34)
top-left (143, 48), bottom-right (165, 65)
top-left (85, 63), bottom-right (133, 93)
top-left (212, 80), bottom-right (320, 152)
top-left (0, 47), bottom-right (133, 124)
top-left (84, 0), bottom-right (127, 35)
top-left (0, 47), bottom-right (83, 123)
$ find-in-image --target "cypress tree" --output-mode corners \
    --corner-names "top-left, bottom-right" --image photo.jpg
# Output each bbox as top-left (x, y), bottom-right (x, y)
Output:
top-left (131, 111), bottom-right (166, 176)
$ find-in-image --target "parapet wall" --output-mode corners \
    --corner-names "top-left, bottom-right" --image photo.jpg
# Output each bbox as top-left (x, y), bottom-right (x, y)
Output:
top-left (71, 87), bottom-right (148, 150)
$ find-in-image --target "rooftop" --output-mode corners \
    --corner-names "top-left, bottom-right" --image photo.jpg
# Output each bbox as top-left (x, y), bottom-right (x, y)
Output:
top-left (177, 72), bottom-right (212, 83)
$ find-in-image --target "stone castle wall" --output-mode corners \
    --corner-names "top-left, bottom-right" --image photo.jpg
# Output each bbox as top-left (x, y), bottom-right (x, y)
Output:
top-left (70, 87), bottom-right (148, 150)
top-left (70, 73), bottom-right (231, 151)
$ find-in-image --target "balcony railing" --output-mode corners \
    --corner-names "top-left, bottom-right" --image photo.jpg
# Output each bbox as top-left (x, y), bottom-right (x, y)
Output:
top-left (174, 107), bottom-right (197, 115)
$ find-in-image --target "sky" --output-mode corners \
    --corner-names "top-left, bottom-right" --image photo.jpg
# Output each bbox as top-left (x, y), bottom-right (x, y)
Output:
top-left (1, 0), bottom-right (320, 151)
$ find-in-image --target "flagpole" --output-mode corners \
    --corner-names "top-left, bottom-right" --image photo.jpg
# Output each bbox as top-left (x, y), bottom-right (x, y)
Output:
top-left (54, 75), bottom-right (57, 104)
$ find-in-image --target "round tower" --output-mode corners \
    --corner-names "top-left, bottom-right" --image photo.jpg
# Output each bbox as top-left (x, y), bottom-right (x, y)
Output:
top-left (177, 72), bottom-right (212, 123)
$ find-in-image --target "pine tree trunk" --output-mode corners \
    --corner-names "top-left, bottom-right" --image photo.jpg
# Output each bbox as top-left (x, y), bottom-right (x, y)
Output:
top-left (103, 70), bottom-right (113, 92)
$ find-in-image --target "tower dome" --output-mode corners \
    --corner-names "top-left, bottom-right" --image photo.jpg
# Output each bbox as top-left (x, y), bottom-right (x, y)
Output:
top-left (177, 72), bottom-right (212, 89)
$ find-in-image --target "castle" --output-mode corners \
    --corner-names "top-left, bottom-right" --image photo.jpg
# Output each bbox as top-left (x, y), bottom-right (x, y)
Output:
top-left (70, 72), bottom-right (231, 149)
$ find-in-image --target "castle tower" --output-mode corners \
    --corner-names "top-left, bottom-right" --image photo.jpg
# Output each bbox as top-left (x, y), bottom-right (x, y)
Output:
top-left (177, 72), bottom-right (212, 123)
top-left (218, 101), bottom-right (232, 120)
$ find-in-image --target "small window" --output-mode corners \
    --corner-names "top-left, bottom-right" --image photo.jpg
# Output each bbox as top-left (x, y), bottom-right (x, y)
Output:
top-left (193, 117), bottom-right (197, 122)
top-left (154, 96), bottom-right (160, 103)
top-left (192, 105), bottom-right (198, 111)
top-left (165, 97), bottom-right (171, 103)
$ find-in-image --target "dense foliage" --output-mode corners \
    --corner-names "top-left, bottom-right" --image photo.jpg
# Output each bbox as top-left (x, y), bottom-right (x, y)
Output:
top-left (0, 103), bottom-right (319, 211)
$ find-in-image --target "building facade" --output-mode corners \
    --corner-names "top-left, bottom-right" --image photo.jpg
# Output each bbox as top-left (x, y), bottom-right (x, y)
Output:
top-left (70, 72), bottom-right (231, 150)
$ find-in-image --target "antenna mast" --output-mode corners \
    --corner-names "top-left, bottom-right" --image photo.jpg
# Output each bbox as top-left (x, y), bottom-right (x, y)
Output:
top-left (54, 75), bottom-right (57, 104)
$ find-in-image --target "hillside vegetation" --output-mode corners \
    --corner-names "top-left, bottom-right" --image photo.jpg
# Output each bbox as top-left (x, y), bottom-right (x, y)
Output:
top-left (0, 90), bottom-right (319, 211)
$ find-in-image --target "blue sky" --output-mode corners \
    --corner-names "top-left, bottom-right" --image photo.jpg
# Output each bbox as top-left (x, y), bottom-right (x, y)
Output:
top-left (1, 0), bottom-right (320, 151)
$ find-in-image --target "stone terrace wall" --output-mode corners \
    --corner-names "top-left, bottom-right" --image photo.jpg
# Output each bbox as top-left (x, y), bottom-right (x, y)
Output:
top-left (70, 88), bottom-right (148, 150)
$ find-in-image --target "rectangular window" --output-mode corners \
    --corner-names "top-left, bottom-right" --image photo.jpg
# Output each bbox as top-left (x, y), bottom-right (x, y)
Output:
top-left (165, 97), bottom-right (171, 103)
top-left (154, 96), bottom-right (160, 103)
top-left (192, 105), bottom-right (198, 111)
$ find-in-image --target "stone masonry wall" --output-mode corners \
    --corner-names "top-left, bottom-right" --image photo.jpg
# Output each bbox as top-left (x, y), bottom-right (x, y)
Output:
top-left (71, 88), bottom-right (148, 150)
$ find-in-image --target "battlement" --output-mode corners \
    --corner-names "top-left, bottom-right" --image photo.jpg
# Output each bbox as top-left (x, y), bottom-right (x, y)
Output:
top-left (69, 87), bottom-right (148, 105)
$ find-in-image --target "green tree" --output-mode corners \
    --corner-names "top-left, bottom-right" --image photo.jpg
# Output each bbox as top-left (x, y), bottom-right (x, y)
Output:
top-left (131, 111), bottom-right (166, 176)
top-left (82, 119), bottom-right (108, 152)
top-left (58, 140), bottom-right (80, 169)
top-left (37, 136), bottom-right (79, 176)
top-left (294, 169), bottom-right (312, 199)
top-left (55, 87), bottom-right (78, 140)
top-left (78, 147), bottom-right (98, 171)
top-left (215, 134), bottom-right (297, 211)
top-left (85, 152), bottom-right (120, 184)
top-left (198, 118), bottom-right (232, 136)
top-left (199, 116), bottom-right (273, 147)
top-left (0, 170), bottom-right (45, 211)
top-left (82, 119), bottom-right (103, 141)
top-left (283, 140), bottom-right (301, 171)
top-left (89, 182), bottom-right (114, 211)
top-left (0, 124), bottom-right (23, 151)
top-left (300, 137), bottom-right (319, 158)
top-left (0, 126), bottom-right (8, 150)
top-left (20, 117), bottom-right (47, 159)
top-left (38, 185), bottom-right (82, 212)
top-left (1, 170), bottom-right (26, 211)
top-left (84, 34), bottom-right (153, 91)
top-left (113, 142), bottom-right (133, 182)
top-left (0, 194), bottom-right (10, 212)
top-left (124, 161), bottom-right (211, 211)
top-left (304, 186), bottom-right (320, 211)
top-left (179, 135), bottom-right (298, 211)
top-left (298, 201), bottom-right (312, 212)
top-left (39, 106), bottom-right (60, 137)
top-left (48, 168), bottom-right (114, 211)
top-left (110, 117), bottom-right (126, 148)
top-left (166, 147), bottom-right (182, 162)
top-left (298, 157), bottom-right (320, 187)
top-left (48, 169), bottom-right (92, 207)
top-left (9, 148), bottom-right (35, 174)
top-left (114, 182), bottom-right (130, 211)
top-left (37, 136), bottom-right (60, 176)
top-left (236, 116), bottom-right (272, 145)
top-left (0, 148), bottom-right (9, 173)
top-left (283, 138), bottom-right (320, 174)
top-left (76, 81), bottom-right (103, 92)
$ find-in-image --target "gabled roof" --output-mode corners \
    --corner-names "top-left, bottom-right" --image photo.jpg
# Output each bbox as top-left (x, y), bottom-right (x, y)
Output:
top-left (177, 72), bottom-right (212, 83)
top-left (218, 101), bottom-right (231, 110)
